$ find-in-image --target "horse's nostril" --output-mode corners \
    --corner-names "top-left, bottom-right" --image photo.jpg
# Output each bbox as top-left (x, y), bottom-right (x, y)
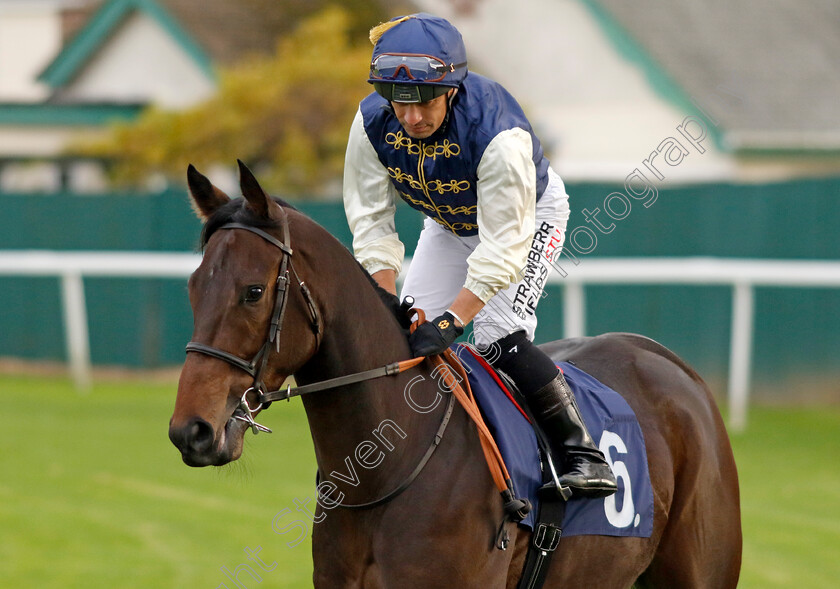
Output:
top-left (187, 419), bottom-right (215, 454)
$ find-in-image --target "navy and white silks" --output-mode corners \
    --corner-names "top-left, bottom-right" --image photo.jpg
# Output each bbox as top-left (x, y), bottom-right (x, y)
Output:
top-left (343, 73), bottom-right (570, 346)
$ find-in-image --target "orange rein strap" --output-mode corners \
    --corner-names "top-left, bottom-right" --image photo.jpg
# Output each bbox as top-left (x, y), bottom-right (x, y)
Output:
top-left (429, 347), bottom-right (532, 550)
top-left (408, 309), bottom-right (530, 549)
top-left (432, 349), bottom-right (512, 492)
top-left (408, 309), bottom-right (513, 494)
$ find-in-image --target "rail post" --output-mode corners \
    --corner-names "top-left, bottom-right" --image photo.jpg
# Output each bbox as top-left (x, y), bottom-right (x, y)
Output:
top-left (563, 281), bottom-right (586, 338)
top-left (60, 271), bottom-right (92, 392)
top-left (728, 281), bottom-right (754, 432)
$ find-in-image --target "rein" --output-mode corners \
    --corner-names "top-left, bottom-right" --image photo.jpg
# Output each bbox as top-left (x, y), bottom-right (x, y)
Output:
top-left (259, 358), bottom-right (424, 403)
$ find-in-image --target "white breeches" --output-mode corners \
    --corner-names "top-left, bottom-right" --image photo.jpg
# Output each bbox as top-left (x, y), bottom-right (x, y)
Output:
top-left (400, 168), bottom-right (570, 348)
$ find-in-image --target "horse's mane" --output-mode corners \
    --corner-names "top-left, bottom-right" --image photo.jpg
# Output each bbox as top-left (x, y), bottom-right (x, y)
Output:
top-left (200, 197), bottom-right (404, 326)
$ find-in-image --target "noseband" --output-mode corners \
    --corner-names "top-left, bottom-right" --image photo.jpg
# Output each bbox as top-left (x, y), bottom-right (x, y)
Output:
top-left (185, 212), bottom-right (321, 434)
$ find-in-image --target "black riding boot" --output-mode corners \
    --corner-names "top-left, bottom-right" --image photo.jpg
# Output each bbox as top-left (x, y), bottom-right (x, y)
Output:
top-left (527, 372), bottom-right (618, 498)
top-left (487, 331), bottom-right (617, 499)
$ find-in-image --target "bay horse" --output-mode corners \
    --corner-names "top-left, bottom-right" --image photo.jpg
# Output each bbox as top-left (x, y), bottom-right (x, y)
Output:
top-left (169, 162), bottom-right (741, 588)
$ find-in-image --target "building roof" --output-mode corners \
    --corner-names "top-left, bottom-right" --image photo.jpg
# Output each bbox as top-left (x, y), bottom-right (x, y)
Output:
top-left (589, 0), bottom-right (840, 152)
top-left (39, 0), bottom-right (291, 89)
top-left (154, 0), bottom-right (287, 65)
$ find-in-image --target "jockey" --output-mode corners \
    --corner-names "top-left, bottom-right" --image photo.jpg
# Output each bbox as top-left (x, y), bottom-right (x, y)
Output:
top-left (343, 13), bottom-right (617, 498)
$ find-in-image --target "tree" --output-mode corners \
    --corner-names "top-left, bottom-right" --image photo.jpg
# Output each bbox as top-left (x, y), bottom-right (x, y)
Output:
top-left (76, 6), bottom-right (376, 197)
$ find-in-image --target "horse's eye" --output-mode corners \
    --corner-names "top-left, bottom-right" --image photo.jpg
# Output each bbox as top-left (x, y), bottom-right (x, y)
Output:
top-left (243, 285), bottom-right (265, 303)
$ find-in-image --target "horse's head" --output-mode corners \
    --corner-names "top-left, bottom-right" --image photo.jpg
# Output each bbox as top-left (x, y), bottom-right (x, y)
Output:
top-left (169, 161), bottom-right (320, 466)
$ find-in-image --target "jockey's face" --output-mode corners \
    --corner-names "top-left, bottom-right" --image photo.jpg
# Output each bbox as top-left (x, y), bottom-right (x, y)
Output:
top-left (391, 90), bottom-right (453, 139)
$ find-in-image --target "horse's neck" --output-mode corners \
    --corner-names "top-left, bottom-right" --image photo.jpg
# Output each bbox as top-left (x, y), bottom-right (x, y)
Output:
top-left (297, 261), bottom-right (412, 386)
top-left (295, 259), bottom-right (442, 494)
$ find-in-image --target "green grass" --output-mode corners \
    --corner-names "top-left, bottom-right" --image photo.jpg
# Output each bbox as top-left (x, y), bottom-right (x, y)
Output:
top-left (727, 406), bottom-right (840, 588)
top-left (1, 372), bottom-right (838, 588)
top-left (0, 373), bottom-right (316, 588)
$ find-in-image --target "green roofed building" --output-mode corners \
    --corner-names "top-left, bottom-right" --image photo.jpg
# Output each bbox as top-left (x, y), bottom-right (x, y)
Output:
top-left (0, 0), bottom-right (287, 192)
top-left (412, 0), bottom-right (840, 184)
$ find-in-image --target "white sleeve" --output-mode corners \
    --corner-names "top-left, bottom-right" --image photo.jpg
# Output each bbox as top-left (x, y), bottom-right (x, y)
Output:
top-left (342, 108), bottom-right (405, 275)
top-left (464, 128), bottom-right (536, 303)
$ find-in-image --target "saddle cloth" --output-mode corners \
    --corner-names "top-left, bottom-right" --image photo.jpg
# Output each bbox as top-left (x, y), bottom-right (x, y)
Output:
top-left (450, 344), bottom-right (653, 538)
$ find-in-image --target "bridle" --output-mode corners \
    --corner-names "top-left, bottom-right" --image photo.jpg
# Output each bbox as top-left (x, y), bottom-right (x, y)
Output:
top-left (185, 212), bottom-right (321, 434)
top-left (182, 210), bottom-right (460, 510)
top-left (183, 213), bottom-right (425, 433)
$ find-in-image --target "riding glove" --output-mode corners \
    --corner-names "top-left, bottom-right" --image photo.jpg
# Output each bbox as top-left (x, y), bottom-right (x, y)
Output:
top-left (409, 311), bottom-right (464, 357)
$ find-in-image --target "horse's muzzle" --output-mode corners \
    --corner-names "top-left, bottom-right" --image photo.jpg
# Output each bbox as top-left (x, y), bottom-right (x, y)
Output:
top-left (168, 415), bottom-right (246, 466)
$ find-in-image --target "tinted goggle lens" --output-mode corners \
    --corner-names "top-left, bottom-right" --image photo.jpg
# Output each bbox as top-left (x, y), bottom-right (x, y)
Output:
top-left (370, 54), bottom-right (452, 82)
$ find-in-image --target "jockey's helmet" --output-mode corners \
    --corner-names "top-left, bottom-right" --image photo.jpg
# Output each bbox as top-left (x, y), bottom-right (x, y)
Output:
top-left (368, 13), bottom-right (468, 103)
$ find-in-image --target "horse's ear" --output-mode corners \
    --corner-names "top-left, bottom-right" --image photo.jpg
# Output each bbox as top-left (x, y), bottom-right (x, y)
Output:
top-left (238, 159), bottom-right (281, 220)
top-left (187, 164), bottom-right (230, 220)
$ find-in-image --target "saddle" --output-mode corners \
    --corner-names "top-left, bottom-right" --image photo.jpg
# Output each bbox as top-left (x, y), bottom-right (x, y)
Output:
top-left (450, 345), bottom-right (569, 589)
top-left (450, 345), bottom-right (654, 589)
top-left (388, 305), bottom-right (650, 587)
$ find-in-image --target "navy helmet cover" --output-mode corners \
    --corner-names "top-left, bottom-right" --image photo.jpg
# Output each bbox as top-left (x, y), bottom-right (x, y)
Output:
top-left (368, 13), bottom-right (469, 90)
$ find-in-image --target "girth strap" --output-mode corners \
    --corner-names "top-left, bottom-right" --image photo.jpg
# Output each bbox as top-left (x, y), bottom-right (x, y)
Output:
top-left (517, 497), bottom-right (567, 589)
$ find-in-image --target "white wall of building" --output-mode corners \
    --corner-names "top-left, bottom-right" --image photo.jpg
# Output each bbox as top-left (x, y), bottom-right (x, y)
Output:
top-left (59, 10), bottom-right (216, 108)
top-left (0, 1), bottom-right (219, 192)
top-left (0, 125), bottom-right (110, 192)
top-left (0, 0), bottom-right (63, 101)
top-left (0, 126), bottom-right (89, 156)
top-left (412, 0), bottom-right (736, 182)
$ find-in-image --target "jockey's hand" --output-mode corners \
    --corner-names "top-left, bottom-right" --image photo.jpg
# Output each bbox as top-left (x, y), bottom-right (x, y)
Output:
top-left (409, 312), bottom-right (464, 357)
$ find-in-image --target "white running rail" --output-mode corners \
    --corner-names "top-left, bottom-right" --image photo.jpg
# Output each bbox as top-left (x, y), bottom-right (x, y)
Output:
top-left (0, 251), bottom-right (201, 392)
top-left (2, 252), bottom-right (840, 431)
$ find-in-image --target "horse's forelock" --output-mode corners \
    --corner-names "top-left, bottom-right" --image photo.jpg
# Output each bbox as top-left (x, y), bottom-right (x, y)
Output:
top-left (199, 197), bottom-right (296, 250)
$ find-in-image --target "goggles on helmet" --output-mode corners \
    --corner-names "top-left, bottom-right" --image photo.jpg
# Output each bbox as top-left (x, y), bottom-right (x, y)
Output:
top-left (370, 53), bottom-right (463, 84)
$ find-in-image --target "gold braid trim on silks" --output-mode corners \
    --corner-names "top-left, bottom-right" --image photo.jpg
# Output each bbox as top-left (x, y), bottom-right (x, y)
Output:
top-left (386, 131), bottom-right (421, 155)
top-left (388, 169), bottom-right (471, 196)
top-left (398, 192), bottom-right (476, 216)
top-left (386, 132), bottom-right (460, 160)
top-left (435, 219), bottom-right (478, 232)
top-left (427, 178), bottom-right (470, 194)
top-left (422, 139), bottom-right (460, 159)
top-left (397, 192), bottom-right (478, 233)
top-left (385, 130), bottom-right (475, 234)
top-left (388, 167), bottom-right (423, 190)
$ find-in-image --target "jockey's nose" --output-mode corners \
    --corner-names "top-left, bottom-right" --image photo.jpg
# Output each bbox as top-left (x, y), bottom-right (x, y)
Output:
top-left (403, 105), bottom-right (423, 126)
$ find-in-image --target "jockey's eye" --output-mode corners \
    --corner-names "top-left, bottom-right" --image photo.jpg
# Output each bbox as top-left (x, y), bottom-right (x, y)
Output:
top-left (243, 285), bottom-right (265, 303)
